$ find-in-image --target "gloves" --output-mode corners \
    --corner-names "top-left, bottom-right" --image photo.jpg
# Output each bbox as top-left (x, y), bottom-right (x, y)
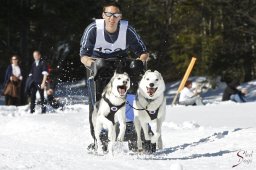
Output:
top-left (95, 58), bottom-right (106, 68)
top-left (91, 58), bottom-right (107, 77)
top-left (129, 60), bottom-right (144, 76)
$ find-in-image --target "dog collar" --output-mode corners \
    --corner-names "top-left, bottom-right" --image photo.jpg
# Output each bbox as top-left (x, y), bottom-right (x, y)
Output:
top-left (146, 98), bottom-right (155, 103)
top-left (136, 95), bottom-right (155, 109)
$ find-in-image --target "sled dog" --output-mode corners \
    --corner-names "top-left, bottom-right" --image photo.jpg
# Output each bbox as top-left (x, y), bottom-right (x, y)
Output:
top-left (134, 70), bottom-right (166, 152)
top-left (92, 72), bottom-right (130, 154)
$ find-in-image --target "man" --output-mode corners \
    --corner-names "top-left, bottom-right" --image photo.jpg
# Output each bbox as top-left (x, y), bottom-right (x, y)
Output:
top-left (179, 80), bottom-right (204, 106)
top-left (46, 88), bottom-right (64, 110)
top-left (222, 80), bottom-right (247, 103)
top-left (80, 1), bottom-right (149, 150)
top-left (28, 50), bottom-right (48, 113)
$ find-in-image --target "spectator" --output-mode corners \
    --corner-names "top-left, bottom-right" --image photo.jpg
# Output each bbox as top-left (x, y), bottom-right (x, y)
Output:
top-left (46, 89), bottom-right (60, 109)
top-left (28, 50), bottom-right (48, 113)
top-left (179, 80), bottom-right (204, 106)
top-left (45, 81), bottom-right (63, 110)
top-left (2, 55), bottom-right (23, 106)
top-left (222, 80), bottom-right (247, 103)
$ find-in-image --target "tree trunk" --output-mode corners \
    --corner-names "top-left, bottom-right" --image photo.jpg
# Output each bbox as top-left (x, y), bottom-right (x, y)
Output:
top-left (19, 0), bottom-right (31, 105)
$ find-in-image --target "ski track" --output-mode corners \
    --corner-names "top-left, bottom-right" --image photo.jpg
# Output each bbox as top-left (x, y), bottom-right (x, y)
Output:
top-left (0, 104), bottom-right (255, 170)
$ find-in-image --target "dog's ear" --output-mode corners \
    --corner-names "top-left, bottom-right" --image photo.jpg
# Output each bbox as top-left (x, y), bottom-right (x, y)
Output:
top-left (113, 71), bottom-right (117, 76)
top-left (143, 70), bottom-right (151, 78)
top-left (154, 70), bottom-right (159, 74)
top-left (103, 76), bottom-right (114, 94)
top-left (154, 70), bottom-right (162, 79)
top-left (145, 70), bottom-right (151, 74)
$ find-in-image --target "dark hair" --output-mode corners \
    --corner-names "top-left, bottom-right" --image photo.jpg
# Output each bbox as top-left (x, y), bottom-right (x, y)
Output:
top-left (102, 1), bottom-right (122, 13)
top-left (185, 80), bottom-right (192, 87)
top-left (10, 54), bottom-right (20, 65)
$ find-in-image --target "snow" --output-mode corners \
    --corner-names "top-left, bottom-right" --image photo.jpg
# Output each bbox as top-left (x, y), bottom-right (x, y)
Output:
top-left (0, 79), bottom-right (256, 170)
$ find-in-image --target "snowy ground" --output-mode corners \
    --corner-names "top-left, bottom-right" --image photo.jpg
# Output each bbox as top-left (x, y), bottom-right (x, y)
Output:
top-left (0, 78), bottom-right (256, 170)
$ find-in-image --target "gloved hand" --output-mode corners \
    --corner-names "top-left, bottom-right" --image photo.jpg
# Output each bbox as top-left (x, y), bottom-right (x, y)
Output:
top-left (91, 58), bottom-right (107, 77)
top-left (129, 60), bottom-right (144, 75)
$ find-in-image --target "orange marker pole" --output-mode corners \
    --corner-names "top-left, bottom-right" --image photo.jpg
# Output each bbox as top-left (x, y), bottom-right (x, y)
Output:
top-left (172, 57), bottom-right (197, 106)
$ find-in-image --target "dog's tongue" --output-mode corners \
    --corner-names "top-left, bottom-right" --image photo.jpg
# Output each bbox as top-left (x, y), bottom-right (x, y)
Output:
top-left (118, 86), bottom-right (126, 95)
top-left (147, 87), bottom-right (156, 95)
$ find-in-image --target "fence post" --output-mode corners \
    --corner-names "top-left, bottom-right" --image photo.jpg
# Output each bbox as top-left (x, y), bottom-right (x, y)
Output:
top-left (172, 57), bottom-right (197, 106)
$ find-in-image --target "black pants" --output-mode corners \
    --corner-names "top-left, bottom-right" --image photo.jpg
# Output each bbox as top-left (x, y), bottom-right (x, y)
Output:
top-left (87, 70), bottom-right (112, 141)
top-left (30, 84), bottom-right (46, 113)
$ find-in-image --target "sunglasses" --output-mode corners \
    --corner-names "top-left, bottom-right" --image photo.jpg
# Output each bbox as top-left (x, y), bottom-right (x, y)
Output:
top-left (104, 12), bottom-right (122, 18)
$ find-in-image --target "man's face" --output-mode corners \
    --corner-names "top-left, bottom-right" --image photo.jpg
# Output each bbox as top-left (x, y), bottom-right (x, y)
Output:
top-left (33, 52), bottom-right (41, 61)
top-left (188, 83), bottom-right (192, 89)
top-left (102, 6), bottom-right (122, 29)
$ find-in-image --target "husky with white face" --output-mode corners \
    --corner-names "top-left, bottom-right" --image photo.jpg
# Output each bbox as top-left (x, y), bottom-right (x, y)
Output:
top-left (92, 72), bottom-right (130, 154)
top-left (134, 70), bottom-right (166, 152)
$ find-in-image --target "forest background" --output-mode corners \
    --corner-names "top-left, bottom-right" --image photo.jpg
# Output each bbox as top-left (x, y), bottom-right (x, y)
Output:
top-left (1, 0), bottom-right (256, 85)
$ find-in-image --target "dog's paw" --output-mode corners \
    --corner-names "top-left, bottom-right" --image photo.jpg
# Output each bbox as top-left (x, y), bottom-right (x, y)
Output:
top-left (143, 140), bottom-right (156, 154)
top-left (116, 136), bottom-right (124, 142)
top-left (95, 143), bottom-right (107, 155)
top-left (137, 141), bottom-right (143, 150)
top-left (151, 133), bottom-right (160, 143)
top-left (137, 148), bottom-right (144, 152)
top-left (96, 148), bottom-right (104, 155)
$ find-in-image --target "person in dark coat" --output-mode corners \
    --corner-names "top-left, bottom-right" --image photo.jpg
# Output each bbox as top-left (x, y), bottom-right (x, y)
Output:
top-left (3, 55), bottom-right (23, 106)
top-left (28, 50), bottom-right (48, 113)
top-left (80, 1), bottom-right (149, 151)
top-left (46, 88), bottom-right (63, 109)
top-left (222, 80), bottom-right (247, 103)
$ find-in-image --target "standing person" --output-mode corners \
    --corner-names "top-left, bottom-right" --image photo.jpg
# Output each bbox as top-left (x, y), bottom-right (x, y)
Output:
top-left (222, 80), bottom-right (247, 103)
top-left (2, 55), bottom-right (23, 106)
top-left (28, 50), bottom-right (48, 113)
top-left (179, 80), bottom-right (204, 106)
top-left (80, 1), bottom-right (149, 150)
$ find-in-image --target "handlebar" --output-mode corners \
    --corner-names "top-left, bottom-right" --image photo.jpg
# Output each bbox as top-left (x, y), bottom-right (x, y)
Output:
top-left (89, 56), bottom-right (145, 80)
top-left (93, 56), bottom-right (136, 62)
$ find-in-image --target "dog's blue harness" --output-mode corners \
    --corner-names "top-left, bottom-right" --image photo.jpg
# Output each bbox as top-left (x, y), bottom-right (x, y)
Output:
top-left (103, 94), bottom-right (126, 125)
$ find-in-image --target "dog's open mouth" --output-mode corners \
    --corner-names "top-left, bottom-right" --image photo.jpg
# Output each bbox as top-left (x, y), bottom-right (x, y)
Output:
top-left (147, 87), bottom-right (158, 96)
top-left (117, 85), bottom-right (127, 96)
